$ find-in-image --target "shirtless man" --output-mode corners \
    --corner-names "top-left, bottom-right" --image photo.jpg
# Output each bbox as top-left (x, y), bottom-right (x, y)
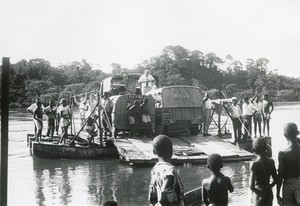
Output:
top-left (262, 94), bottom-right (274, 137)
top-left (277, 123), bottom-right (300, 206)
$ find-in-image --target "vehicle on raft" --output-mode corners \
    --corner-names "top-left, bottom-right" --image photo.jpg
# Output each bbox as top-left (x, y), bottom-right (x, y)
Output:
top-left (100, 72), bottom-right (156, 137)
top-left (146, 85), bottom-right (203, 135)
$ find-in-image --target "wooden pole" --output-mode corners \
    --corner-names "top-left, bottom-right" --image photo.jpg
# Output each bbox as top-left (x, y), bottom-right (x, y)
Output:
top-left (218, 89), bottom-right (222, 137)
top-left (1, 57), bottom-right (10, 206)
top-left (97, 92), bottom-right (103, 147)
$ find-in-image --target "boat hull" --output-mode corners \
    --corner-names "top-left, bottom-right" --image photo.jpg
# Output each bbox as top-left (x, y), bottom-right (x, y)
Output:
top-left (184, 187), bottom-right (203, 206)
top-left (32, 142), bottom-right (119, 159)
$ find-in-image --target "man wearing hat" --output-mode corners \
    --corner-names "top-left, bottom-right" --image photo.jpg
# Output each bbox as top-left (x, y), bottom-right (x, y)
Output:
top-left (226, 97), bottom-right (242, 143)
top-left (138, 70), bottom-right (155, 95)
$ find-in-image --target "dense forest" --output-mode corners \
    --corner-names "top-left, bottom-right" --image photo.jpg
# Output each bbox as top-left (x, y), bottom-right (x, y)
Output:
top-left (1, 45), bottom-right (300, 108)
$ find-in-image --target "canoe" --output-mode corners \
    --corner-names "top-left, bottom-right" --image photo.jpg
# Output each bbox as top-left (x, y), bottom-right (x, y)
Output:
top-left (27, 134), bottom-right (85, 148)
top-left (31, 141), bottom-right (119, 159)
top-left (184, 187), bottom-right (203, 206)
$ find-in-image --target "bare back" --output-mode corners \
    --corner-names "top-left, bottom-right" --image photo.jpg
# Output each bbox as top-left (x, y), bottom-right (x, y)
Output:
top-left (278, 143), bottom-right (300, 179)
top-left (202, 173), bottom-right (233, 206)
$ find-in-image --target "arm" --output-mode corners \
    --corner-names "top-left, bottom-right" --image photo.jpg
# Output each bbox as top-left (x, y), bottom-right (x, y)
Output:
top-left (269, 159), bottom-right (278, 188)
top-left (249, 162), bottom-right (256, 192)
top-left (161, 175), bottom-right (174, 191)
top-left (277, 151), bottom-right (285, 205)
top-left (202, 181), bottom-right (209, 206)
top-left (73, 96), bottom-right (80, 105)
top-left (148, 174), bottom-right (158, 205)
top-left (251, 94), bottom-right (257, 103)
top-left (270, 102), bottom-right (274, 114)
top-left (227, 177), bottom-right (234, 192)
top-left (249, 162), bottom-right (266, 198)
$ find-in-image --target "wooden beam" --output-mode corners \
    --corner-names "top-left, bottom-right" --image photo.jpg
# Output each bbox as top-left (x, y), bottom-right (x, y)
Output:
top-left (1, 57), bottom-right (10, 206)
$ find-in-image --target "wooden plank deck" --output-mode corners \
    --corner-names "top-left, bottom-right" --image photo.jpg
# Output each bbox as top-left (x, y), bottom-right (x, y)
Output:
top-left (113, 134), bottom-right (256, 165)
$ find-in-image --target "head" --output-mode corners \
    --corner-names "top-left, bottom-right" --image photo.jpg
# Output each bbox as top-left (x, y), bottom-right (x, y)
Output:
top-left (252, 137), bottom-right (267, 155)
top-left (143, 98), bottom-right (149, 105)
top-left (133, 101), bottom-right (139, 107)
top-left (232, 97), bottom-right (237, 105)
top-left (102, 200), bottom-right (118, 206)
top-left (36, 100), bottom-right (42, 108)
top-left (49, 100), bottom-right (54, 107)
top-left (152, 135), bottom-right (173, 160)
top-left (60, 98), bottom-right (67, 106)
top-left (243, 97), bottom-right (249, 104)
top-left (284, 123), bottom-right (299, 142)
top-left (104, 92), bottom-right (109, 99)
top-left (207, 153), bottom-right (223, 172)
top-left (256, 96), bottom-right (260, 102)
top-left (204, 92), bottom-right (210, 98)
top-left (144, 69), bottom-right (150, 76)
top-left (126, 101), bottom-right (131, 107)
top-left (263, 94), bottom-right (269, 100)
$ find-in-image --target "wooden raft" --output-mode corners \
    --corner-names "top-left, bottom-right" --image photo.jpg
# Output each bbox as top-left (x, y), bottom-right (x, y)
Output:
top-left (114, 135), bottom-right (255, 165)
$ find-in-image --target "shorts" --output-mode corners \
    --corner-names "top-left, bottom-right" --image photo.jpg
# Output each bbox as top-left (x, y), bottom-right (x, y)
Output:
top-left (34, 119), bottom-right (43, 130)
top-left (60, 118), bottom-right (70, 127)
top-left (128, 116), bottom-right (135, 125)
top-left (253, 114), bottom-right (262, 123)
top-left (283, 177), bottom-right (300, 205)
top-left (142, 114), bottom-right (151, 123)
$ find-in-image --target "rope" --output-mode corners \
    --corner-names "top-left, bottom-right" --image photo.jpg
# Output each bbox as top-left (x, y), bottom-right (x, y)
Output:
top-left (220, 90), bottom-right (253, 139)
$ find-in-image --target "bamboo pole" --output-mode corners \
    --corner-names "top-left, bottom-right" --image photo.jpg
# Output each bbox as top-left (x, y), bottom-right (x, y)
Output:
top-left (1, 57), bottom-right (10, 206)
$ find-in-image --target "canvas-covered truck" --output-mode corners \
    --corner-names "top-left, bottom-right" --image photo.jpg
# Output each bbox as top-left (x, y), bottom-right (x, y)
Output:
top-left (100, 73), bottom-right (155, 137)
top-left (146, 86), bottom-right (204, 135)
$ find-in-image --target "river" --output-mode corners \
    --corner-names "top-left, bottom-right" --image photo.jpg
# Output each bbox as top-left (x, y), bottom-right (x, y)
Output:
top-left (5, 102), bottom-right (300, 205)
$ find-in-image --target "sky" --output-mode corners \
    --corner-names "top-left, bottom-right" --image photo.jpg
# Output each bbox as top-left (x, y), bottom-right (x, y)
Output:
top-left (1, 0), bottom-right (300, 77)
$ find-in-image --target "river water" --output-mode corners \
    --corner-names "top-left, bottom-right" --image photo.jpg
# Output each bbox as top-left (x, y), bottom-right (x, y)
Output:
top-left (5, 102), bottom-right (300, 206)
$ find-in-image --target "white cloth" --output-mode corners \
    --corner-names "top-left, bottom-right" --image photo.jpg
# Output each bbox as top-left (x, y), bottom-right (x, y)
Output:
top-left (138, 74), bottom-right (155, 94)
top-left (204, 98), bottom-right (213, 110)
top-left (79, 102), bottom-right (87, 118)
top-left (242, 103), bottom-right (257, 116)
top-left (57, 105), bottom-right (71, 127)
top-left (228, 104), bottom-right (242, 118)
top-left (142, 114), bottom-right (151, 123)
top-left (87, 100), bottom-right (98, 118)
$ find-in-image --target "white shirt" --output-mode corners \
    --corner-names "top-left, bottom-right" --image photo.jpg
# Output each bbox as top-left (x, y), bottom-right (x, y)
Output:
top-left (242, 103), bottom-right (258, 116)
top-left (228, 104), bottom-right (242, 118)
top-left (138, 74), bottom-right (155, 88)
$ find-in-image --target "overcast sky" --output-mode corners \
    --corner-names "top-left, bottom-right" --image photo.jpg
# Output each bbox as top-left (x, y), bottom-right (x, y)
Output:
top-left (1, 0), bottom-right (300, 77)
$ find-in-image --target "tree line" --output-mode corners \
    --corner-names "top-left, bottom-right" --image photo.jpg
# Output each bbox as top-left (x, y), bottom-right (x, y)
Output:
top-left (1, 45), bottom-right (300, 107)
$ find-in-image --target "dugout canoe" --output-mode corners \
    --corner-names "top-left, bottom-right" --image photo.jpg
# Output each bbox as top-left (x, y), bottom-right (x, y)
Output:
top-left (31, 139), bottom-right (119, 159)
top-left (184, 187), bottom-right (203, 206)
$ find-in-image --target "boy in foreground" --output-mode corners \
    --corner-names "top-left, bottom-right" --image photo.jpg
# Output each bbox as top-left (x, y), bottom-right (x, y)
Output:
top-left (277, 123), bottom-right (300, 206)
top-left (249, 137), bottom-right (277, 206)
top-left (202, 153), bottom-right (234, 206)
top-left (149, 135), bottom-right (185, 206)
